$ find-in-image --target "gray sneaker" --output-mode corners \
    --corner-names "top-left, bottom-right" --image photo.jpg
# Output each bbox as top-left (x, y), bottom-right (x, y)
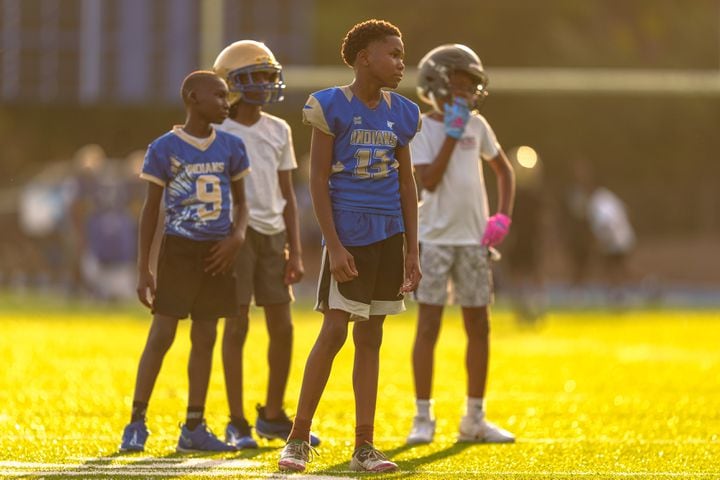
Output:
top-left (278, 439), bottom-right (316, 472)
top-left (349, 443), bottom-right (398, 472)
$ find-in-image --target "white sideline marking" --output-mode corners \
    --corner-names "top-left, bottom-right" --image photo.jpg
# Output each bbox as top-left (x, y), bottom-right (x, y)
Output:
top-left (0, 460), bottom-right (354, 479)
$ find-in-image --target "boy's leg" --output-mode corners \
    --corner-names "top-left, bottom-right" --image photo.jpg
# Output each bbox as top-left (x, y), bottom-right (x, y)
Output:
top-left (188, 318), bottom-right (219, 416)
top-left (352, 315), bottom-right (385, 448)
top-left (412, 304), bottom-right (443, 400)
top-left (119, 314), bottom-right (178, 452)
top-left (222, 306), bottom-right (250, 421)
top-left (132, 314), bottom-right (180, 405)
top-left (176, 317), bottom-right (235, 452)
top-left (461, 306), bottom-right (490, 399)
top-left (407, 304), bottom-right (442, 445)
top-left (263, 302), bottom-right (293, 418)
top-left (288, 309), bottom-right (350, 441)
top-left (457, 305), bottom-right (513, 443)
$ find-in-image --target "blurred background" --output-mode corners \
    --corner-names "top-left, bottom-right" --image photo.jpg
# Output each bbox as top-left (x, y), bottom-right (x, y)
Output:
top-left (0, 0), bottom-right (718, 309)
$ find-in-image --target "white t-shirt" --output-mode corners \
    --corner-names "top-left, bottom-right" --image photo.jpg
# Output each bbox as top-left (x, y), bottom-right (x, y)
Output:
top-left (411, 113), bottom-right (501, 245)
top-left (217, 113), bottom-right (297, 235)
top-left (587, 187), bottom-right (635, 254)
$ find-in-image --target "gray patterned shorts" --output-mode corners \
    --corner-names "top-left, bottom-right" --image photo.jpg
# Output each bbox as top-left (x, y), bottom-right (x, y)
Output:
top-left (415, 243), bottom-right (493, 307)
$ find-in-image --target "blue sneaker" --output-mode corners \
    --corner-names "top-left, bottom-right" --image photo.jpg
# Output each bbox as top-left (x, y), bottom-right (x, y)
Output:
top-left (225, 421), bottom-right (258, 449)
top-left (255, 405), bottom-right (321, 447)
top-left (119, 420), bottom-right (149, 452)
top-left (176, 421), bottom-right (236, 452)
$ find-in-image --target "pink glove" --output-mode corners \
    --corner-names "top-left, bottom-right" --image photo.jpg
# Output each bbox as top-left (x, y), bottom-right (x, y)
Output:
top-left (481, 213), bottom-right (512, 247)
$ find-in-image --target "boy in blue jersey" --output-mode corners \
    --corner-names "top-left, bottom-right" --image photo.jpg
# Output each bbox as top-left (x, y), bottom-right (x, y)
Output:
top-left (278, 19), bottom-right (421, 473)
top-left (119, 71), bottom-right (250, 453)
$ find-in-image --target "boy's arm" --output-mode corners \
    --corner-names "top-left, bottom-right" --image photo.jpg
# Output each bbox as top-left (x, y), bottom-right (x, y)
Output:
top-left (206, 178), bottom-right (248, 275)
top-left (488, 149), bottom-right (515, 216)
top-left (279, 170), bottom-right (304, 285)
top-left (309, 127), bottom-right (358, 283)
top-left (136, 182), bottom-right (163, 308)
top-left (415, 136), bottom-right (458, 192)
top-left (397, 144), bottom-right (422, 293)
top-left (481, 149), bottom-right (516, 247)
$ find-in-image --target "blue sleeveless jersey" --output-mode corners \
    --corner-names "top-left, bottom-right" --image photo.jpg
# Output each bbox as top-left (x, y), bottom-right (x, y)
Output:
top-left (303, 86), bottom-right (421, 245)
top-left (140, 126), bottom-right (250, 241)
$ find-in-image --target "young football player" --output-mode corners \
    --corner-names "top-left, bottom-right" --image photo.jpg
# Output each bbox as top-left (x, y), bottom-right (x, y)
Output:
top-left (277, 19), bottom-right (422, 473)
top-left (406, 44), bottom-right (516, 445)
top-left (212, 40), bottom-right (319, 449)
top-left (119, 71), bottom-right (249, 453)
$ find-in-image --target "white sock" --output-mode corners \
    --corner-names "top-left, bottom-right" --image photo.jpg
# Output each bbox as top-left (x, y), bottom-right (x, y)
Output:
top-left (466, 397), bottom-right (485, 418)
top-left (416, 399), bottom-right (434, 419)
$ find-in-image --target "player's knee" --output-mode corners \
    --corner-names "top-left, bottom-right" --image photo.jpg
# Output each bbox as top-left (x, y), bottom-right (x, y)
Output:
top-left (416, 320), bottom-right (441, 343)
top-left (318, 322), bottom-right (347, 354)
top-left (268, 320), bottom-right (293, 344)
top-left (146, 327), bottom-right (176, 354)
top-left (224, 316), bottom-right (249, 344)
top-left (354, 324), bottom-right (383, 351)
top-left (467, 317), bottom-right (490, 338)
top-left (191, 324), bottom-right (218, 352)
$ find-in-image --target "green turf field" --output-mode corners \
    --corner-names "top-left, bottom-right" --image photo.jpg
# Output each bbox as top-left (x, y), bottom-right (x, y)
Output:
top-left (1, 296), bottom-right (719, 479)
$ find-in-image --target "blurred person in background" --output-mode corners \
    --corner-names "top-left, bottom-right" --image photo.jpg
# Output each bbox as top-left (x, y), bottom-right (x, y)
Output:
top-left (561, 158), bottom-right (595, 287)
top-left (587, 183), bottom-right (636, 301)
top-left (407, 44), bottom-right (515, 446)
top-left (77, 158), bottom-right (139, 302)
top-left (17, 144), bottom-right (107, 295)
top-left (213, 40), bottom-right (313, 450)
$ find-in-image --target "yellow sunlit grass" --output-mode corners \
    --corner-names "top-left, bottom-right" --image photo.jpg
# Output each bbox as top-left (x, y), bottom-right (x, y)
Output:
top-left (1, 298), bottom-right (719, 478)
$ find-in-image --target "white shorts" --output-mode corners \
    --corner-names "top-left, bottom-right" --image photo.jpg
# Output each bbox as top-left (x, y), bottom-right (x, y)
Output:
top-left (414, 243), bottom-right (493, 307)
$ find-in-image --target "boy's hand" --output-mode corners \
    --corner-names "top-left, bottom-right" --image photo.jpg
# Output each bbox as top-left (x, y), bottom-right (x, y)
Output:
top-left (328, 244), bottom-right (358, 283)
top-left (444, 97), bottom-right (470, 139)
top-left (284, 251), bottom-right (305, 285)
top-left (481, 213), bottom-right (512, 247)
top-left (400, 251), bottom-right (422, 294)
top-left (136, 270), bottom-right (156, 309)
top-left (205, 235), bottom-right (244, 275)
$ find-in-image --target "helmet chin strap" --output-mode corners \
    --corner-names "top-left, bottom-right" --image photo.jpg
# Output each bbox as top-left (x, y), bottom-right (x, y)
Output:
top-left (428, 91), bottom-right (444, 114)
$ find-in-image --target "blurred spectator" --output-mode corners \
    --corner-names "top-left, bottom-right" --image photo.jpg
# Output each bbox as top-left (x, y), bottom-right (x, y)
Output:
top-left (561, 158), bottom-right (595, 286)
top-left (587, 185), bottom-right (636, 294)
top-left (77, 157), bottom-right (138, 302)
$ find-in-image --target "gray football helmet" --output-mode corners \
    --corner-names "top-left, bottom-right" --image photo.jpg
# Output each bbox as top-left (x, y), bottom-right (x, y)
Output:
top-left (416, 44), bottom-right (488, 112)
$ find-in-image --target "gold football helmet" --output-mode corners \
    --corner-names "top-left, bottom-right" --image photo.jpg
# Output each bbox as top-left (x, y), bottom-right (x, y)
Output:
top-left (213, 40), bottom-right (285, 105)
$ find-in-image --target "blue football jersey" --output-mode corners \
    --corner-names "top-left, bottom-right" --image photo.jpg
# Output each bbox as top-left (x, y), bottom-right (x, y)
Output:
top-left (303, 86), bottom-right (421, 245)
top-left (140, 126), bottom-right (250, 241)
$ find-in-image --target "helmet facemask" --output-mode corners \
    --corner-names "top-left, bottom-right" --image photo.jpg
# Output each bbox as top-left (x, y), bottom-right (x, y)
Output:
top-left (227, 63), bottom-right (285, 106)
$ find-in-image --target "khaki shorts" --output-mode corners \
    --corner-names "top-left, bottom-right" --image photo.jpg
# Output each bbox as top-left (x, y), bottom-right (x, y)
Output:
top-left (415, 243), bottom-right (493, 307)
top-left (234, 227), bottom-right (293, 308)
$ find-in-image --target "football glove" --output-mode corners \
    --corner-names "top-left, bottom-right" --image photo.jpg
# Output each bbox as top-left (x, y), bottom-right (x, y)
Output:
top-left (481, 213), bottom-right (512, 247)
top-left (444, 97), bottom-right (470, 139)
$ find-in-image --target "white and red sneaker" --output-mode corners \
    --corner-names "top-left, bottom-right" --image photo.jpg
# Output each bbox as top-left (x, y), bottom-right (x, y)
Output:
top-left (349, 443), bottom-right (399, 472)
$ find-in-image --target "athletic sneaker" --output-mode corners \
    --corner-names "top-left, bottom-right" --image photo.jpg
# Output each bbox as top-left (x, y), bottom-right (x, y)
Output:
top-left (457, 415), bottom-right (515, 443)
top-left (349, 443), bottom-right (399, 472)
top-left (278, 439), bottom-right (316, 472)
top-left (176, 421), bottom-right (236, 452)
top-left (255, 405), bottom-right (321, 447)
top-left (225, 420), bottom-right (258, 449)
top-left (406, 416), bottom-right (436, 444)
top-left (119, 420), bottom-right (149, 452)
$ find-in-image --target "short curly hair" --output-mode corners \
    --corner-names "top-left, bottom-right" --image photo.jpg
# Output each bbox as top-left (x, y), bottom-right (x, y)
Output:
top-left (341, 19), bottom-right (402, 67)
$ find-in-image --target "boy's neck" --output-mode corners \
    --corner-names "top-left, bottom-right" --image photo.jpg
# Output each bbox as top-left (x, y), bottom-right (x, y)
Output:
top-left (183, 115), bottom-right (213, 138)
top-left (231, 102), bottom-right (262, 126)
top-left (349, 79), bottom-right (383, 109)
